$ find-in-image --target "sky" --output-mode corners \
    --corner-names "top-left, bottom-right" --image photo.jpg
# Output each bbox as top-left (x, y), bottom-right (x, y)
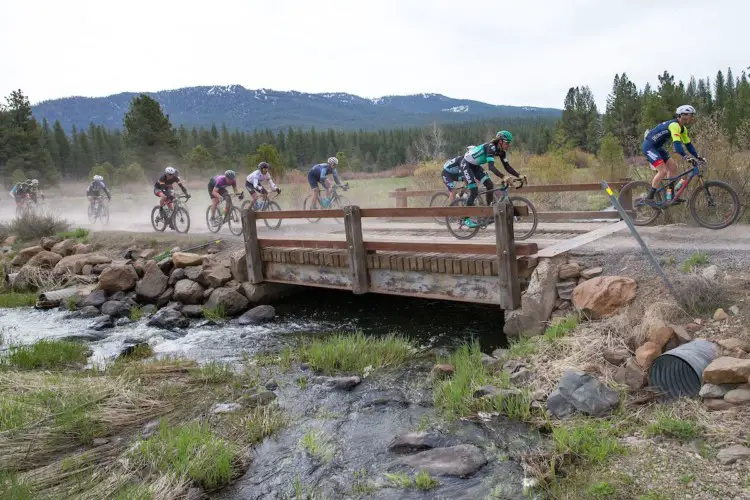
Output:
top-left (1, 0), bottom-right (748, 110)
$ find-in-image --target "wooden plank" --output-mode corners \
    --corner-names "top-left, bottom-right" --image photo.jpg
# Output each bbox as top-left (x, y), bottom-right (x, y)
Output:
top-left (536, 221), bottom-right (628, 258)
top-left (438, 257), bottom-right (446, 274)
top-left (359, 206), bottom-right (528, 218)
top-left (242, 208), bottom-right (264, 284)
top-left (461, 259), bottom-right (470, 275)
top-left (366, 253), bottom-right (375, 269)
top-left (394, 187), bottom-right (407, 208)
top-left (386, 182), bottom-right (630, 198)
top-left (254, 209), bottom-right (345, 219)
top-left (496, 200), bottom-right (521, 309)
top-left (379, 253), bottom-right (391, 270)
top-left (369, 269), bottom-right (500, 305)
top-left (537, 211), bottom-right (624, 221)
top-left (482, 260), bottom-right (492, 276)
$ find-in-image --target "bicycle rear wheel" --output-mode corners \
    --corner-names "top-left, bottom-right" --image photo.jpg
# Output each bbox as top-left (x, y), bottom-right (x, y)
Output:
top-left (206, 205), bottom-right (222, 233)
top-left (688, 180), bottom-right (740, 229)
top-left (618, 180), bottom-right (661, 226)
top-left (100, 204), bottom-right (110, 226)
top-left (429, 192), bottom-right (450, 224)
top-left (303, 195), bottom-right (321, 223)
top-left (151, 206), bottom-right (167, 232)
top-left (173, 206), bottom-right (191, 234)
top-left (227, 206), bottom-right (244, 236)
top-left (445, 198), bottom-right (480, 240)
top-left (263, 202), bottom-right (282, 230)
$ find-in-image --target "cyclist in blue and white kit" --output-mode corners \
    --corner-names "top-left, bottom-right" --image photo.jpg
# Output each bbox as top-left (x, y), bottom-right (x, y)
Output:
top-left (441, 146), bottom-right (474, 204)
top-left (460, 131), bottom-right (521, 228)
top-left (86, 175), bottom-right (111, 211)
top-left (307, 157), bottom-right (347, 208)
top-left (245, 162), bottom-right (281, 208)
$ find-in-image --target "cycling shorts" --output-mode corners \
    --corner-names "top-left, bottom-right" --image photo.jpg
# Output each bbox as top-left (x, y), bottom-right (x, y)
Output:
top-left (245, 180), bottom-right (266, 194)
top-left (642, 141), bottom-right (671, 170)
top-left (307, 170), bottom-right (325, 189)
top-left (154, 186), bottom-right (172, 197)
top-left (459, 160), bottom-right (490, 186)
top-left (441, 171), bottom-right (461, 190)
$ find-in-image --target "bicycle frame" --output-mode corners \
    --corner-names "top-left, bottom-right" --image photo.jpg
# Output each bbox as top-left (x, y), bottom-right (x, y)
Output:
top-left (656, 164), bottom-right (703, 200)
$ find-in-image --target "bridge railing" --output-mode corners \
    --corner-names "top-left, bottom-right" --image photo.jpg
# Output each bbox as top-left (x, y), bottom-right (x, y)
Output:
top-left (241, 203), bottom-right (532, 309)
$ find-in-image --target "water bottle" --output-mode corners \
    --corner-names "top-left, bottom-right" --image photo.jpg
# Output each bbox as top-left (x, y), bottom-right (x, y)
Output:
top-left (254, 200), bottom-right (262, 210)
top-left (674, 178), bottom-right (685, 193)
top-left (665, 187), bottom-right (673, 202)
top-left (322, 198), bottom-right (330, 208)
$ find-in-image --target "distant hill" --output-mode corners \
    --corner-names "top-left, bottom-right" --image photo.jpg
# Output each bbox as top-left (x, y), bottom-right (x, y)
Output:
top-left (32, 85), bottom-right (560, 132)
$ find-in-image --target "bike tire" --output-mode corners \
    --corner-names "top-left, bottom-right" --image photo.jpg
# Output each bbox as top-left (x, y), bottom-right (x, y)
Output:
top-left (429, 192), bottom-right (450, 224)
top-left (263, 201), bottom-right (283, 230)
top-left (206, 205), bottom-right (222, 233)
top-left (88, 204), bottom-right (98, 224)
top-left (303, 194), bottom-right (321, 223)
top-left (688, 180), bottom-right (740, 230)
top-left (100, 205), bottom-right (110, 226)
top-left (445, 198), bottom-right (480, 240)
top-left (151, 206), bottom-right (167, 232)
top-left (241, 199), bottom-right (253, 212)
top-left (173, 206), bottom-right (191, 234)
top-left (228, 206), bottom-right (244, 236)
top-left (332, 196), bottom-right (351, 224)
top-left (618, 180), bottom-right (661, 226)
top-left (508, 196), bottom-right (538, 241)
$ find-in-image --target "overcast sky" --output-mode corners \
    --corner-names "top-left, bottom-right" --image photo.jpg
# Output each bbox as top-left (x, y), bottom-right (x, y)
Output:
top-left (1, 0), bottom-right (747, 110)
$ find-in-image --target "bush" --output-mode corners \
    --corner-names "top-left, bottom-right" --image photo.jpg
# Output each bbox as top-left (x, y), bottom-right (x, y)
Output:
top-left (1, 340), bottom-right (89, 370)
top-left (114, 162), bottom-right (148, 187)
top-left (412, 160), bottom-right (443, 192)
top-left (0, 212), bottom-right (70, 242)
top-left (11, 169), bottom-right (26, 185)
top-left (90, 162), bottom-right (115, 182)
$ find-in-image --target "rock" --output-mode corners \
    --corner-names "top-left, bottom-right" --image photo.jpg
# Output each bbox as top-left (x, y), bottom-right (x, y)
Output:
top-left (118, 342), bottom-right (150, 359)
top-left (401, 444), bottom-right (487, 477)
top-left (74, 243), bottom-right (91, 254)
top-left (388, 432), bottom-right (441, 453)
top-left (205, 288), bottom-right (249, 317)
top-left (703, 357), bottom-right (750, 384)
top-left (648, 326), bottom-right (675, 349)
top-left (571, 276), bottom-right (637, 319)
top-left (510, 367), bottom-right (533, 385)
top-left (141, 304), bottom-right (157, 317)
top-left (685, 323), bottom-right (702, 334)
top-left (717, 445), bottom-right (750, 465)
top-left (717, 338), bottom-right (750, 353)
top-left (547, 389), bottom-right (577, 419)
top-left (224, 280), bottom-right (242, 293)
top-left (181, 305), bottom-right (204, 318)
top-left (724, 388), bottom-right (750, 404)
top-left (140, 248), bottom-right (157, 260)
top-left (699, 384), bottom-right (731, 399)
top-left (89, 315), bottom-right (114, 331)
top-left (123, 247), bottom-right (139, 260)
top-left (670, 325), bottom-right (692, 346)
top-left (98, 265), bottom-right (138, 293)
top-left (265, 379), bottom-right (278, 391)
top-left (174, 279), bottom-right (205, 305)
top-left (714, 308), bottom-right (729, 321)
top-left (614, 363), bottom-right (648, 390)
top-left (79, 305), bottom-right (101, 318)
top-left (581, 267), bottom-right (603, 279)
top-left (212, 403), bottom-right (242, 414)
top-left (91, 438), bottom-right (109, 447)
top-left (240, 282), bottom-right (296, 304)
top-left (431, 364), bottom-right (455, 379)
top-left (480, 353), bottom-right (501, 371)
top-left (199, 264), bottom-right (232, 289)
top-left (184, 266), bottom-right (202, 281)
top-left (703, 398), bottom-right (737, 411)
top-left (491, 348), bottom-right (509, 360)
top-left (241, 391), bottom-right (277, 407)
top-left (157, 258), bottom-right (173, 275)
top-left (101, 300), bottom-right (131, 318)
top-left (135, 261), bottom-right (169, 303)
top-left (156, 288), bottom-right (174, 308)
top-left (310, 375), bottom-right (361, 390)
top-left (556, 280), bottom-right (577, 301)
top-left (132, 260), bottom-right (146, 278)
top-left (147, 308), bottom-right (188, 330)
top-left (91, 263), bottom-right (109, 275)
top-left (558, 263), bottom-right (582, 280)
top-left (503, 360), bottom-right (526, 374)
top-left (360, 389), bottom-right (408, 408)
top-left (11, 246), bottom-right (43, 266)
top-left (82, 289), bottom-right (108, 308)
top-left (203, 288), bottom-right (214, 300)
top-left (473, 386), bottom-right (521, 398)
top-left (504, 255), bottom-right (566, 336)
top-left (172, 252), bottom-right (204, 268)
top-left (729, 305), bottom-right (740, 316)
top-left (701, 265), bottom-right (719, 280)
top-left (40, 236), bottom-right (60, 251)
top-left (169, 268), bottom-right (186, 286)
top-left (51, 239), bottom-right (77, 257)
top-left (239, 303), bottom-right (278, 326)
top-left (82, 264), bottom-right (94, 275)
top-left (557, 369), bottom-right (620, 416)
top-left (3, 235), bottom-right (17, 245)
top-left (635, 342), bottom-right (662, 370)
top-left (229, 250), bottom-right (248, 282)
top-left (603, 348), bottom-right (631, 366)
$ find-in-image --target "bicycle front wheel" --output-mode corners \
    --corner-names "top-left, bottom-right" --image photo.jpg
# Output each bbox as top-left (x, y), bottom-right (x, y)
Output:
top-left (445, 198), bottom-right (480, 240)
top-left (88, 204), bottom-right (98, 224)
top-left (227, 206), bottom-right (244, 236)
top-left (618, 180), bottom-right (661, 226)
top-left (263, 202), bottom-right (282, 230)
top-left (429, 192), bottom-right (450, 224)
top-left (100, 205), bottom-right (110, 226)
top-left (508, 196), bottom-right (538, 241)
top-left (332, 196), bottom-right (351, 224)
top-left (206, 206), bottom-right (222, 233)
top-left (303, 194), bottom-right (321, 223)
top-left (688, 180), bottom-right (740, 230)
top-left (173, 206), bottom-right (191, 234)
top-left (151, 206), bottom-right (167, 232)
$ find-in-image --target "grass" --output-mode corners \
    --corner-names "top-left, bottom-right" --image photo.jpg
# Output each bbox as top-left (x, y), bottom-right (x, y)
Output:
top-left (66, 296), bottom-right (78, 311)
top-left (300, 430), bottom-right (334, 463)
top-left (552, 420), bottom-right (623, 467)
top-left (120, 343), bottom-right (153, 361)
top-left (189, 361), bottom-right (234, 384)
top-left (128, 420), bottom-right (239, 490)
top-left (679, 473), bottom-right (696, 484)
top-left (414, 469), bottom-right (439, 490)
top-left (202, 304), bottom-right (227, 323)
top-left (680, 251), bottom-right (709, 273)
top-left (352, 468), bottom-right (377, 494)
top-left (299, 332), bottom-right (414, 375)
top-left (384, 472), bottom-right (413, 488)
top-left (0, 340), bottom-right (89, 370)
top-left (586, 481), bottom-right (616, 498)
top-left (507, 336), bottom-right (538, 358)
top-left (673, 274), bottom-right (729, 316)
top-left (646, 411), bottom-right (702, 441)
top-left (543, 315), bottom-right (579, 342)
top-left (245, 403), bottom-right (287, 444)
top-left (0, 291), bottom-right (37, 308)
top-left (129, 305), bottom-right (144, 321)
top-left (0, 472), bottom-right (34, 500)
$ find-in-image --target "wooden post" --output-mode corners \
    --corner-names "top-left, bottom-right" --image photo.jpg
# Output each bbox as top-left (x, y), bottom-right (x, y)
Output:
top-left (241, 207), bottom-right (264, 284)
top-left (394, 187), bottom-right (407, 208)
top-left (495, 200), bottom-right (520, 309)
top-left (344, 205), bottom-right (369, 294)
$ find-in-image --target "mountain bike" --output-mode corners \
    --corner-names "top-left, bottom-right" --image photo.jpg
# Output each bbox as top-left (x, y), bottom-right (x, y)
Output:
top-left (303, 183), bottom-right (351, 223)
top-left (618, 159), bottom-right (740, 229)
top-left (241, 191), bottom-right (282, 230)
top-left (15, 195), bottom-right (37, 218)
top-left (88, 196), bottom-right (110, 225)
top-left (429, 186), bottom-right (467, 224)
top-left (151, 193), bottom-right (191, 233)
top-left (206, 193), bottom-right (244, 236)
top-left (445, 177), bottom-right (538, 240)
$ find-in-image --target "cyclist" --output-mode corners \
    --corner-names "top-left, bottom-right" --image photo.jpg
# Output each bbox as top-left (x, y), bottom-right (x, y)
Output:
top-left (86, 175), bottom-right (111, 210)
top-left (154, 166), bottom-right (190, 217)
top-left (441, 146), bottom-right (474, 204)
top-left (245, 162), bottom-right (281, 208)
top-left (307, 157), bottom-right (347, 208)
top-left (642, 105), bottom-right (704, 205)
top-left (460, 131), bottom-right (522, 228)
top-left (9, 180), bottom-right (31, 207)
top-left (208, 169), bottom-right (244, 222)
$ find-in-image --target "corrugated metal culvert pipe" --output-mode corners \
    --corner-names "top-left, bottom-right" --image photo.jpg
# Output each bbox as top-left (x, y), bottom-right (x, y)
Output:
top-left (649, 340), bottom-right (719, 398)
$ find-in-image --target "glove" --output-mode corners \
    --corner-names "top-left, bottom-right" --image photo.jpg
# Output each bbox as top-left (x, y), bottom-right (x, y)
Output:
top-left (697, 156), bottom-right (706, 163)
top-left (275, 188), bottom-right (281, 195)
top-left (185, 193), bottom-right (191, 200)
top-left (238, 192), bottom-right (245, 200)
top-left (341, 184), bottom-right (349, 191)
top-left (687, 157), bottom-right (699, 165)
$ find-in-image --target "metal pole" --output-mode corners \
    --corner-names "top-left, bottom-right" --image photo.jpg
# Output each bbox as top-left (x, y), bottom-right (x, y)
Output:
top-left (601, 181), bottom-right (675, 295)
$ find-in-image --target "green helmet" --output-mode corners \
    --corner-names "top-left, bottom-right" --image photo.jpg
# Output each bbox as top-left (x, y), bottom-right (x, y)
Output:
top-left (496, 130), bottom-right (513, 143)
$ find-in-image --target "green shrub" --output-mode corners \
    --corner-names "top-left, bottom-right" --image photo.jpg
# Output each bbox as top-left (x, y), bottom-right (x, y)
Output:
top-left (1, 340), bottom-right (89, 370)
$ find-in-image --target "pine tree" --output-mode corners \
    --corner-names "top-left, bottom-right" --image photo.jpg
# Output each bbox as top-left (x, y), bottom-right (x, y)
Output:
top-left (604, 73), bottom-right (641, 154)
top-left (122, 94), bottom-right (179, 174)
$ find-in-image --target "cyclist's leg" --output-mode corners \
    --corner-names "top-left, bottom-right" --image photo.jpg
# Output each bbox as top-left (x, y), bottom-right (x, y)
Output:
top-left (154, 187), bottom-right (167, 209)
top-left (643, 145), bottom-right (670, 198)
top-left (442, 172), bottom-right (458, 203)
top-left (208, 181), bottom-right (220, 218)
top-left (245, 181), bottom-right (259, 203)
top-left (460, 160), bottom-right (479, 206)
top-left (480, 172), bottom-right (494, 206)
top-left (307, 171), bottom-right (321, 207)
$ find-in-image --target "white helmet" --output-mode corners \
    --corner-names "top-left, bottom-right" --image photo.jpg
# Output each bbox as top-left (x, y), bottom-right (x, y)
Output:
top-left (31, 179), bottom-right (39, 186)
top-left (327, 157), bottom-right (339, 166)
top-left (93, 175), bottom-right (103, 181)
top-left (165, 166), bottom-right (177, 175)
top-left (676, 105), bottom-right (696, 116)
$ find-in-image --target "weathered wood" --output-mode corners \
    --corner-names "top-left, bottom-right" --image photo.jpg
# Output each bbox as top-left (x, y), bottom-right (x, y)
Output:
top-left (537, 211), bottom-right (624, 221)
top-left (369, 269), bottom-right (500, 304)
top-left (495, 201), bottom-right (520, 309)
top-left (254, 209), bottom-right (345, 219)
top-left (387, 181), bottom-right (631, 199)
top-left (536, 221), bottom-right (628, 258)
top-left (344, 206), bottom-right (369, 294)
top-left (394, 187), bottom-right (408, 208)
top-left (241, 208), bottom-right (264, 284)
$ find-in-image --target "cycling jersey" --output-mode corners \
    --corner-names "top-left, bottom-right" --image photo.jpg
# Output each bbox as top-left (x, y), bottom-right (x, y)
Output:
top-left (87, 180), bottom-right (110, 198)
top-left (154, 173), bottom-right (187, 193)
top-left (463, 143), bottom-right (520, 177)
top-left (442, 156), bottom-right (464, 175)
top-left (246, 169), bottom-right (277, 192)
top-left (643, 119), bottom-right (698, 158)
top-left (211, 175), bottom-right (235, 190)
top-left (308, 163), bottom-right (342, 185)
top-left (10, 183), bottom-right (28, 197)
top-left (441, 170), bottom-right (462, 190)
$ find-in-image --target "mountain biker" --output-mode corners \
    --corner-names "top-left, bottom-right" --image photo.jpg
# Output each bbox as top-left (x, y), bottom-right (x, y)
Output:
top-left (154, 166), bottom-right (190, 216)
top-left (245, 162), bottom-right (281, 207)
top-left (642, 105), bottom-right (704, 205)
top-left (86, 175), bottom-right (111, 209)
top-left (442, 146), bottom-right (475, 204)
top-left (208, 169), bottom-right (244, 221)
top-left (308, 157), bottom-right (347, 208)
top-left (460, 131), bottom-right (522, 228)
top-left (9, 180), bottom-right (31, 207)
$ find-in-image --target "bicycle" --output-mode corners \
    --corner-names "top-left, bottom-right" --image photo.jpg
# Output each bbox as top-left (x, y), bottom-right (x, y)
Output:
top-left (618, 159), bottom-right (740, 229)
top-left (302, 183), bottom-right (351, 223)
top-left (241, 191), bottom-right (282, 230)
top-left (429, 184), bottom-right (471, 224)
top-left (15, 195), bottom-right (37, 218)
top-left (206, 193), bottom-right (244, 236)
top-left (445, 177), bottom-right (538, 240)
top-left (151, 193), bottom-right (191, 233)
top-left (87, 196), bottom-right (110, 225)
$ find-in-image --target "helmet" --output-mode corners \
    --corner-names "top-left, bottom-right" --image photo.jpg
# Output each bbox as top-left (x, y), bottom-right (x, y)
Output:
top-left (165, 166), bottom-right (177, 175)
top-left (327, 157), bottom-right (339, 166)
top-left (224, 170), bottom-right (237, 180)
top-left (495, 130), bottom-right (513, 144)
top-left (93, 175), bottom-right (103, 182)
top-left (258, 162), bottom-right (269, 170)
top-left (676, 105), bottom-right (696, 116)
top-left (31, 179), bottom-right (39, 186)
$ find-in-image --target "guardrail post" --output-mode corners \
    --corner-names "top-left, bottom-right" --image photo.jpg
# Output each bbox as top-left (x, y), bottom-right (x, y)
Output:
top-left (394, 187), bottom-right (407, 208)
top-left (241, 208), bottom-right (264, 284)
top-left (495, 201), bottom-right (520, 309)
top-left (344, 205), bottom-right (369, 294)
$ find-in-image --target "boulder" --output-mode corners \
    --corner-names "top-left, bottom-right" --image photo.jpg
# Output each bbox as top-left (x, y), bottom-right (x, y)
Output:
top-left (181, 305), bottom-right (204, 318)
top-left (309, 376), bottom-right (361, 390)
top-left (670, 324), bottom-right (692, 346)
top-left (89, 315), bottom-right (114, 331)
top-left (79, 305), bottom-right (101, 318)
top-left (703, 398), bottom-right (737, 411)
top-left (571, 276), bottom-right (637, 319)
top-left (54, 254), bottom-right (111, 276)
top-left (703, 357), bottom-right (750, 385)
top-left (11, 246), bottom-right (43, 266)
top-left (25, 250), bottom-right (63, 269)
top-left (147, 308), bottom-right (188, 330)
top-left (717, 338), bottom-right (750, 353)
top-left (400, 445), bottom-right (487, 477)
top-left (557, 369), bottom-right (620, 416)
top-left (388, 432), bottom-right (441, 453)
top-left (140, 248), bottom-right (157, 260)
top-left (229, 250), bottom-right (248, 282)
top-left (558, 263), bottom-right (582, 280)
top-left (156, 287), bottom-right (174, 308)
top-left (172, 252), bottom-right (203, 268)
top-left (82, 264), bottom-right (94, 275)
top-left (169, 268), bottom-right (186, 286)
top-left (581, 267), bottom-right (603, 279)
top-left (184, 266), bottom-right (202, 281)
top-left (51, 239), bottom-right (77, 257)
top-left (724, 387), bottom-right (750, 405)
top-left (648, 326), bottom-right (675, 349)
top-left (82, 289), bottom-right (108, 308)
top-left (74, 243), bottom-right (91, 254)
top-left (212, 403), bottom-right (242, 415)
top-left (635, 342), bottom-right (662, 370)
top-left (614, 362), bottom-right (648, 390)
top-left (431, 364), bottom-right (455, 379)
top-left (717, 445), bottom-right (750, 465)
top-left (556, 281), bottom-right (577, 301)
top-left (132, 260), bottom-right (146, 278)
top-left (199, 263), bottom-right (232, 289)
top-left (141, 304), bottom-right (157, 317)
top-left (699, 383), bottom-right (732, 399)
top-left (135, 261), bottom-right (169, 303)
top-left (510, 367), bottom-right (533, 385)
top-left (504, 255), bottom-right (565, 336)
top-left (224, 280), bottom-right (242, 293)
top-left (241, 391), bottom-right (277, 407)
top-left (240, 282), bottom-right (297, 304)
top-left (157, 258), bottom-right (173, 275)
top-left (203, 288), bottom-right (214, 300)
top-left (603, 348), bottom-right (631, 366)
top-left (205, 288), bottom-right (248, 316)
top-left (123, 247), bottom-right (139, 260)
top-left (3, 235), bottom-right (17, 245)
top-left (174, 279), bottom-right (205, 305)
top-left (713, 308), bottom-right (729, 321)
top-left (547, 389), bottom-right (577, 418)
top-left (98, 265), bottom-right (139, 293)
top-left (101, 300), bottom-right (131, 318)
top-left (40, 236), bottom-right (60, 251)
top-left (238, 305), bottom-right (276, 325)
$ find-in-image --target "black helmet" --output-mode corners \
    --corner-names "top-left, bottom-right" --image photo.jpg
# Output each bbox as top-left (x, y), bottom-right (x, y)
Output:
top-left (258, 162), bottom-right (269, 170)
